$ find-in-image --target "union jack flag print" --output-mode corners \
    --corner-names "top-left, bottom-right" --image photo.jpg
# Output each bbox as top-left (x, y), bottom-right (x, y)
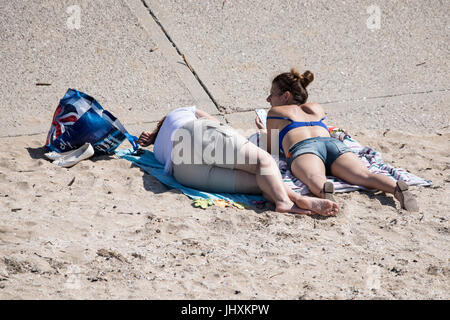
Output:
top-left (45, 90), bottom-right (92, 146)
top-left (45, 104), bottom-right (78, 145)
top-left (44, 88), bottom-right (134, 155)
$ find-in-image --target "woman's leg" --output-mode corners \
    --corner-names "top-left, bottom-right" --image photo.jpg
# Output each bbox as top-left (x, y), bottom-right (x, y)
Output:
top-left (330, 152), bottom-right (418, 211)
top-left (232, 170), bottom-right (260, 194)
top-left (283, 183), bottom-right (339, 216)
top-left (290, 154), bottom-right (330, 199)
top-left (233, 143), bottom-right (305, 214)
top-left (331, 152), bottom-right (397, 192)
top-left (234, 168), bottom-right (338, 216)
top-left (234, 143), bottom-right (337, 215)
top-left (173, 146), bottom-right (337, 215)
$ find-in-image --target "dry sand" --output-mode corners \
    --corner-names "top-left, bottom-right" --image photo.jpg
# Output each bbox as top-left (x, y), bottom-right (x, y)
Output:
top-left (0, 129), bottom-right (449, 299)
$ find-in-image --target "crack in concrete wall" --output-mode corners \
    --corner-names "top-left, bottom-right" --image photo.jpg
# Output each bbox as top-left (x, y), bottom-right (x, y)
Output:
top-left (140, 0), bottom-right (222, 113)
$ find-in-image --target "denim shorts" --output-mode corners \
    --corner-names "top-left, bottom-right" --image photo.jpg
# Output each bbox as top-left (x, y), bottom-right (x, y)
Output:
top-left (286, 137), bottom-right (351, 175)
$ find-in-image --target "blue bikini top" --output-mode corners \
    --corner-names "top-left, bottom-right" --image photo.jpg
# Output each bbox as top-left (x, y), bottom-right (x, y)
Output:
top-left (266, 116), bottom-right (329, 154)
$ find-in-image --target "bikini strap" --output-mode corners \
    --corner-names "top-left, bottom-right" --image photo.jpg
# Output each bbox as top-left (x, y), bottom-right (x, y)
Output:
top-left (269, 116), bottom-right (327, 154)
top-left (266, 116), bottom-right (293, 122)
top-left (310, 117), bottom-right (329, 131)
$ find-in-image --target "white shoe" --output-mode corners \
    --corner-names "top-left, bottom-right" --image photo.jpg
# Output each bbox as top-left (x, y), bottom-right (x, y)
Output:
top-left (52, 143), bottom-right (95, 168)
top-left (44, 150), bottom-right (74, 161)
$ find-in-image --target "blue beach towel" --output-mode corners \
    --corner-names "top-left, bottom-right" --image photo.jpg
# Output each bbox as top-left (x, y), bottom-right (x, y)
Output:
top-left (114, 148), bottom-right (266, 207)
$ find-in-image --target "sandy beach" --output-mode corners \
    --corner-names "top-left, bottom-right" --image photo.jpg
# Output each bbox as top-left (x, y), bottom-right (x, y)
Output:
top-left (0, 0), bottom-right (449, 299)
top-left (1, 129), bottom-right (448, 299)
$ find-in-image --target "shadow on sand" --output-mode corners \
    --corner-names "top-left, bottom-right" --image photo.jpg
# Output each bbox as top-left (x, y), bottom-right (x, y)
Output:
top-left (25, 146), bottom-right (47, 160)
top-left (130, 163), bottom-right (174, 195)
top-left (26, 146), bottom-right (117, 162)
top-left (364, 190), bottom-right (397, 210)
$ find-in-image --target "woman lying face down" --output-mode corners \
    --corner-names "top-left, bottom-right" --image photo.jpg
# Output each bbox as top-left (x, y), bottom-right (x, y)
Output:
top-left (261, 68), bottom-right (418, 212)
top-left (137, 106), bottom-right (339, 216)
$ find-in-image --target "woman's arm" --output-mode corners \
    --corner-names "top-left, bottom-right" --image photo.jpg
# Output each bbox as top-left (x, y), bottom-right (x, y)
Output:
top-left (137, 108), bottom-right (220, 147)
top-left (195, 109), bottom-right (221, 123)
top-left (137, 115), bottom-right (167, 147)
top-left (265, 108), bottom-right (285, 155)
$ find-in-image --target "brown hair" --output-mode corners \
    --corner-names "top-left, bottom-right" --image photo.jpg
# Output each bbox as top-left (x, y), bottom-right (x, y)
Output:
top-left (148, 116), bottom-right (166, 145)
top-left (272, 68), bottom-right (314, 105)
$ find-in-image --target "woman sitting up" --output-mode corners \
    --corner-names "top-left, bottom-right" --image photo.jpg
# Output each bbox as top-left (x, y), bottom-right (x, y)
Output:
top-left (137, 106), bottom-right (339, 216)
top-left (259, 68), bottom-right (418, 211)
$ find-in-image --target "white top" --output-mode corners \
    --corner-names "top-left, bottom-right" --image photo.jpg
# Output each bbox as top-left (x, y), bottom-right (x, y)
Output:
top-left (153, 106), bottom-right (197, 175)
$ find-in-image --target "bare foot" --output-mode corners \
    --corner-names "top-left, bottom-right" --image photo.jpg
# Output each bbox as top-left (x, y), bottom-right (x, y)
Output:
top-left (275, 200), bottom-right (312, 215)
top-left (291, 194), bottom-right (339, 216)
top-left (394, 180), bottom-right (419, 212)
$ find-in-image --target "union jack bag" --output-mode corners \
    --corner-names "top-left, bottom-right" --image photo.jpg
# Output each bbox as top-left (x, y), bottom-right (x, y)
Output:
top-left (45, 89), bottom-right (138, 155)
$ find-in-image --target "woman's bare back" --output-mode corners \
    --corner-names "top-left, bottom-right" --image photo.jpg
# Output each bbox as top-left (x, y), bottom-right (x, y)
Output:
top-left (267, 103), bottom-right (330, 153)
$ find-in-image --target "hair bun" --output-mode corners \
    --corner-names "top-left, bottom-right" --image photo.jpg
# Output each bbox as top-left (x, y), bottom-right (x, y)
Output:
top-left (301, 70), bottom-right (314, 88)
top-left (290, 68), bottom-right (302, 79)
top-left (290, 68), bottom-right (314, 88)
